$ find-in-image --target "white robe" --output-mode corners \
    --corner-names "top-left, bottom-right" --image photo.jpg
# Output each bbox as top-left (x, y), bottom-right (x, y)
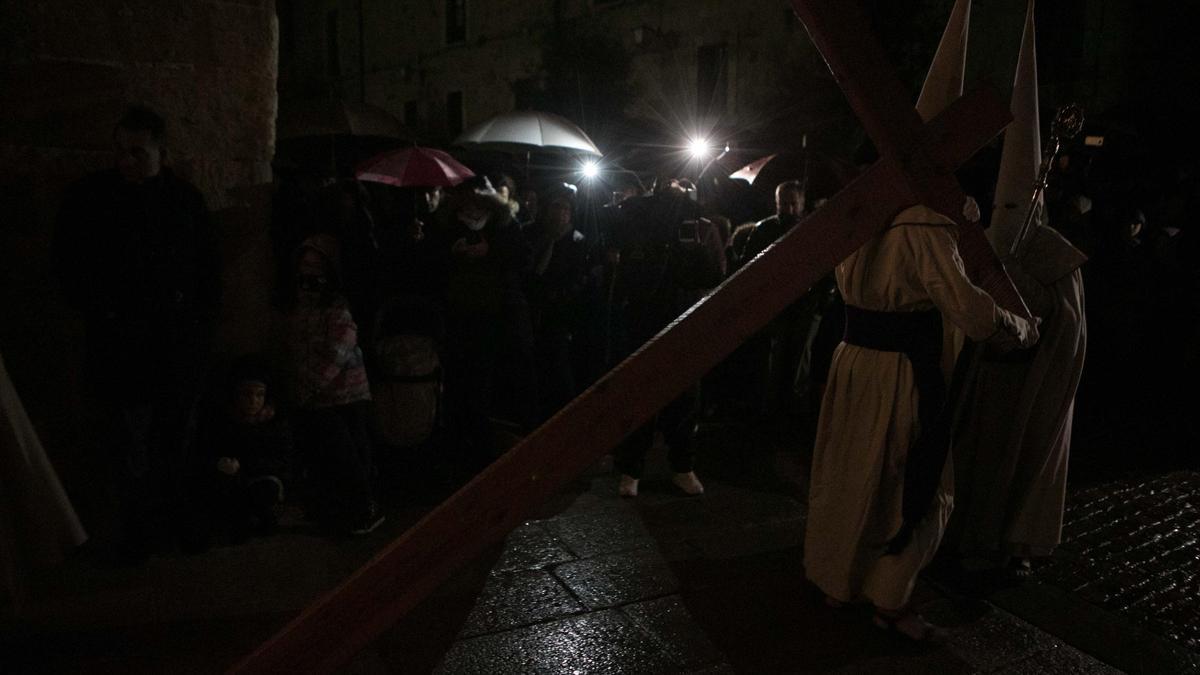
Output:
top-left (954, 224), bottom-right (1087, 557)
top-left (0, 350), bottom-right (87, 612)
top-left (805, 206), bottom-right (1015, 610)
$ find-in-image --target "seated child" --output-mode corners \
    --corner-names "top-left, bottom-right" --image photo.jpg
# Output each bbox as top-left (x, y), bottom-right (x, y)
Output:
top-left (200, 357), bottom-right (293, 541)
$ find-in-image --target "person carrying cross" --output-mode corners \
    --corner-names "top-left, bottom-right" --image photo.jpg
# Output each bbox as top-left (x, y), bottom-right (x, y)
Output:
top-left (804, 193), bottom-right (1039, 639)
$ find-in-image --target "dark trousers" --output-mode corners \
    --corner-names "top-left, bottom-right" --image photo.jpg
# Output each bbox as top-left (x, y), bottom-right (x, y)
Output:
top-left (614, 387), bottom-right (699, 479)
top-left (99, 388), bottom-right (200, 554)
top-left (296, 402), bottom-right (374, 521)
top-left (444, 310), bottom-right (500, 475)
top-left (535, 322), bottom-right (577, 421)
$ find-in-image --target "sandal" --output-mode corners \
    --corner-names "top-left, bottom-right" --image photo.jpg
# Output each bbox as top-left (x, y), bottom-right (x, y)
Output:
top-left (872, 611), bottom-right (945, 643)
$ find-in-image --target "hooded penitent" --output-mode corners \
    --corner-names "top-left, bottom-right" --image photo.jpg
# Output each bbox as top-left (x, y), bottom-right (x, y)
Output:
top-left (914, 0), bottom-right (974, 376)
top-left (915, 0), bottom-right (971, 122)
top-left (952, 0), bottom-right (1087, 562)
top-left (987, 0), bottom-right (1041, 255)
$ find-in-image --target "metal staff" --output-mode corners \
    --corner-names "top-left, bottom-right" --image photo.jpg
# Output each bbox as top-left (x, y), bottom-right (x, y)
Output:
top-left (1009, 103), bottom-right (1084, 258)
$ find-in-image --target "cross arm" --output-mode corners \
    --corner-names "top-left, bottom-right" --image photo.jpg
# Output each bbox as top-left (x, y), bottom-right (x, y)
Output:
top-left (791, 0), bottom-right (1030, 318)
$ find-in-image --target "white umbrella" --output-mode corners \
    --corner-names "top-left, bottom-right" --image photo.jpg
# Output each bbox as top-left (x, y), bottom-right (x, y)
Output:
top-left (452, 110), bottom-right (602, 157)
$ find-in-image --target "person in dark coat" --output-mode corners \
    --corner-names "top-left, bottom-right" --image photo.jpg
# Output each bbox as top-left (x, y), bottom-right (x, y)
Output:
top-left (608, 180), bottom-right (725, 497)
top-left (527, 184), bottom-right (591, 420)
top-left (54, 105), bottom-right (220, 562)
top-left (744, 181), bottom-right (837, 427)
top-left (436, 178), bottom-right (534, 476)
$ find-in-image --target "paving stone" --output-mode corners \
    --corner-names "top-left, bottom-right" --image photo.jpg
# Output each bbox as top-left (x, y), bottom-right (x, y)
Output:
top-left (554, 550), bottom-right (680, 610)
top-left (990, 581), bottom-right (1200, 675)
top-left (683, 664), bottom-right (738, 675)
top-left (620, 596), bottom-right (727, 670)
top-left (637, 496), bottom-right (727, 543)
top-left (435, 610), bottom-right (680, 675)
top-left (994, 644), bottom-right (1123, 675)
top-left (1034, 471), bottom-right (1200, 653)
top-left (689, 518), bottom-right (805, 560)
top-left (917, 596), bottom-right (993, 629)
top-left (541, 506), bottom-right (658, 559)
top-left (944, 607), bottom-right (1062, 673)
top-left (492, 523), bottom-right (577, 573)
top-left (699, 488), bottom-right (805, 528)
top-left (825, 650), bottom-right (975, 674)
top-left (460, 570), bottom-right (586, 638)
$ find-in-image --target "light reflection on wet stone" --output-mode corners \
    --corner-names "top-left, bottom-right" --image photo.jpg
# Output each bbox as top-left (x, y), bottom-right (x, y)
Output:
top-left (1036, 471), bottom-right (1200, 651)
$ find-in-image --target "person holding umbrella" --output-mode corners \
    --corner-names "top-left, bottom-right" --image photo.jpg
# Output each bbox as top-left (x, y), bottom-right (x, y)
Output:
top-left (434, 177), bottom-right (536, 477)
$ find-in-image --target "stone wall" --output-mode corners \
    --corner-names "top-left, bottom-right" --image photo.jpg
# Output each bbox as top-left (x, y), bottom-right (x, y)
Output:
top-left (0, 0), bottom-right (279, 503)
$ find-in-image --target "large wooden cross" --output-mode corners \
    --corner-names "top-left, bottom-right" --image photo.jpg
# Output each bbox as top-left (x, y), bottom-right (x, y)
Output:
top-left (232, 2), bottom-right (1023, 671)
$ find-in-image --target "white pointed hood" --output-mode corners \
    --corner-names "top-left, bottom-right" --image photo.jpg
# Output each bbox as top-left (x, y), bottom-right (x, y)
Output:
top-left (916, 0), bottom-right (972, 122)
top-left (988, 0), bottom-right (1041, 254)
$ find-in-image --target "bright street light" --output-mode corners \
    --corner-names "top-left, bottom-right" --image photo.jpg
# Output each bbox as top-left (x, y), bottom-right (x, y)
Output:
top-left (688, 137), bottom-right (711, 160)
top-left (581, 160), bottom-right (599, 179)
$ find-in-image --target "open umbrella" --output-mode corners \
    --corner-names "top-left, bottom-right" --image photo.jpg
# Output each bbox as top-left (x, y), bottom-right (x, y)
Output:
top-left (452, 110), bottom-right (602, 157)
top-left (729, 153), bottom-right (778, 185)
top-left (354, 146), bottom-right (475, 188)
top-left (278, 98), bottom-right (411, 140)
top-left (728, 150), bottom-right (857, 203)
top-left (275, 98), bottom-right (418, 177)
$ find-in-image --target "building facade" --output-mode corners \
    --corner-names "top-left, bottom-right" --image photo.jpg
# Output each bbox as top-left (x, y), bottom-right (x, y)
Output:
top-left (279, 0), bottom-right (832, 149)
top-left (278, 0), bottom-right (1143, 158)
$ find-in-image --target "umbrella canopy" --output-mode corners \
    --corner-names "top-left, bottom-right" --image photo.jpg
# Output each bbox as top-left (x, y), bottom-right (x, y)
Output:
top-left (729, 153), bottom-right (778, 185)
top-left (277, 98), bottom-right (412, 140)
top-left (727, 150), bottom-right (858, 203)
top-left (452, 110), bottom-right (602, 157)
top-left (275, 98), bottom-right (419, 178)
top-left (354, 146), bottom-right (475, 188)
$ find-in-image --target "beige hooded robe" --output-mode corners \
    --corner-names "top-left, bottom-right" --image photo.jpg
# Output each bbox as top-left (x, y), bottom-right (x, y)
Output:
top-left (804, 205), bottom-right (1022, 610)
top-left (954, 224), bottom-right (1086, 557)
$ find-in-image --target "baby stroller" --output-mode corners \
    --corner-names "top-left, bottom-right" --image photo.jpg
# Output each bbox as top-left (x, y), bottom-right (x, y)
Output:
top-left (371, 296), bottom-right (444, 450)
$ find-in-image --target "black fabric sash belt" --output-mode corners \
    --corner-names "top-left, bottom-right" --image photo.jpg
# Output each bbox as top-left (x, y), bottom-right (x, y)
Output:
top-left (842, 305), bottom-right (949, 556)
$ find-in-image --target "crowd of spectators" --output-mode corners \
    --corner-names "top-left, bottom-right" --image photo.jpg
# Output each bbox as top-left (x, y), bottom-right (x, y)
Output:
top-left (48, 106), bottom-right (1199, 563)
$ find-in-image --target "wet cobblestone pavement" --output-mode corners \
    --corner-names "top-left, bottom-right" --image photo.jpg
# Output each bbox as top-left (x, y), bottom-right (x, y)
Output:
top-left (11, 434), bottom-right (1196, 672)
top-left (429, 446), bottom-right (1126, 674)
top-left (1034, 471), bottom-right (1200, 653)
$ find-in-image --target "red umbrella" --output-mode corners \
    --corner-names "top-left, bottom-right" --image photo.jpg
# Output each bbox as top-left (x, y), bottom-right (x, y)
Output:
top-left (729, 153), bottom-right (778, 185)
top-left (354, 146), bottom-right (475, 188)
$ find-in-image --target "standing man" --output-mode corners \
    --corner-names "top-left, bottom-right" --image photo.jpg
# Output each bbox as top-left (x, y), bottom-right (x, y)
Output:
top-left (742, 180), bottom-right (837, 423)
top-left (528, 184), bottom-right (591, 420)
top-left (55, 106), bottom-right (220, 562)
top-left (743, 180), bottom-right (807, 261)
top-left (609, 180), bottom-right (725, 497)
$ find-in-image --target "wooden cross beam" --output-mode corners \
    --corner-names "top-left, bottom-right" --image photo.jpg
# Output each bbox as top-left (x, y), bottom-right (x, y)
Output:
top-left (790, 0), bottom-right (1030, 317)
top-left (232, 5), bottom-right (1015, 673)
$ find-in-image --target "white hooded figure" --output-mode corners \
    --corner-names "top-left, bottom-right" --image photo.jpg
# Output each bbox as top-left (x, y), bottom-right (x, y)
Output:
top-left (951, 0), bottom-right (1088, 575)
